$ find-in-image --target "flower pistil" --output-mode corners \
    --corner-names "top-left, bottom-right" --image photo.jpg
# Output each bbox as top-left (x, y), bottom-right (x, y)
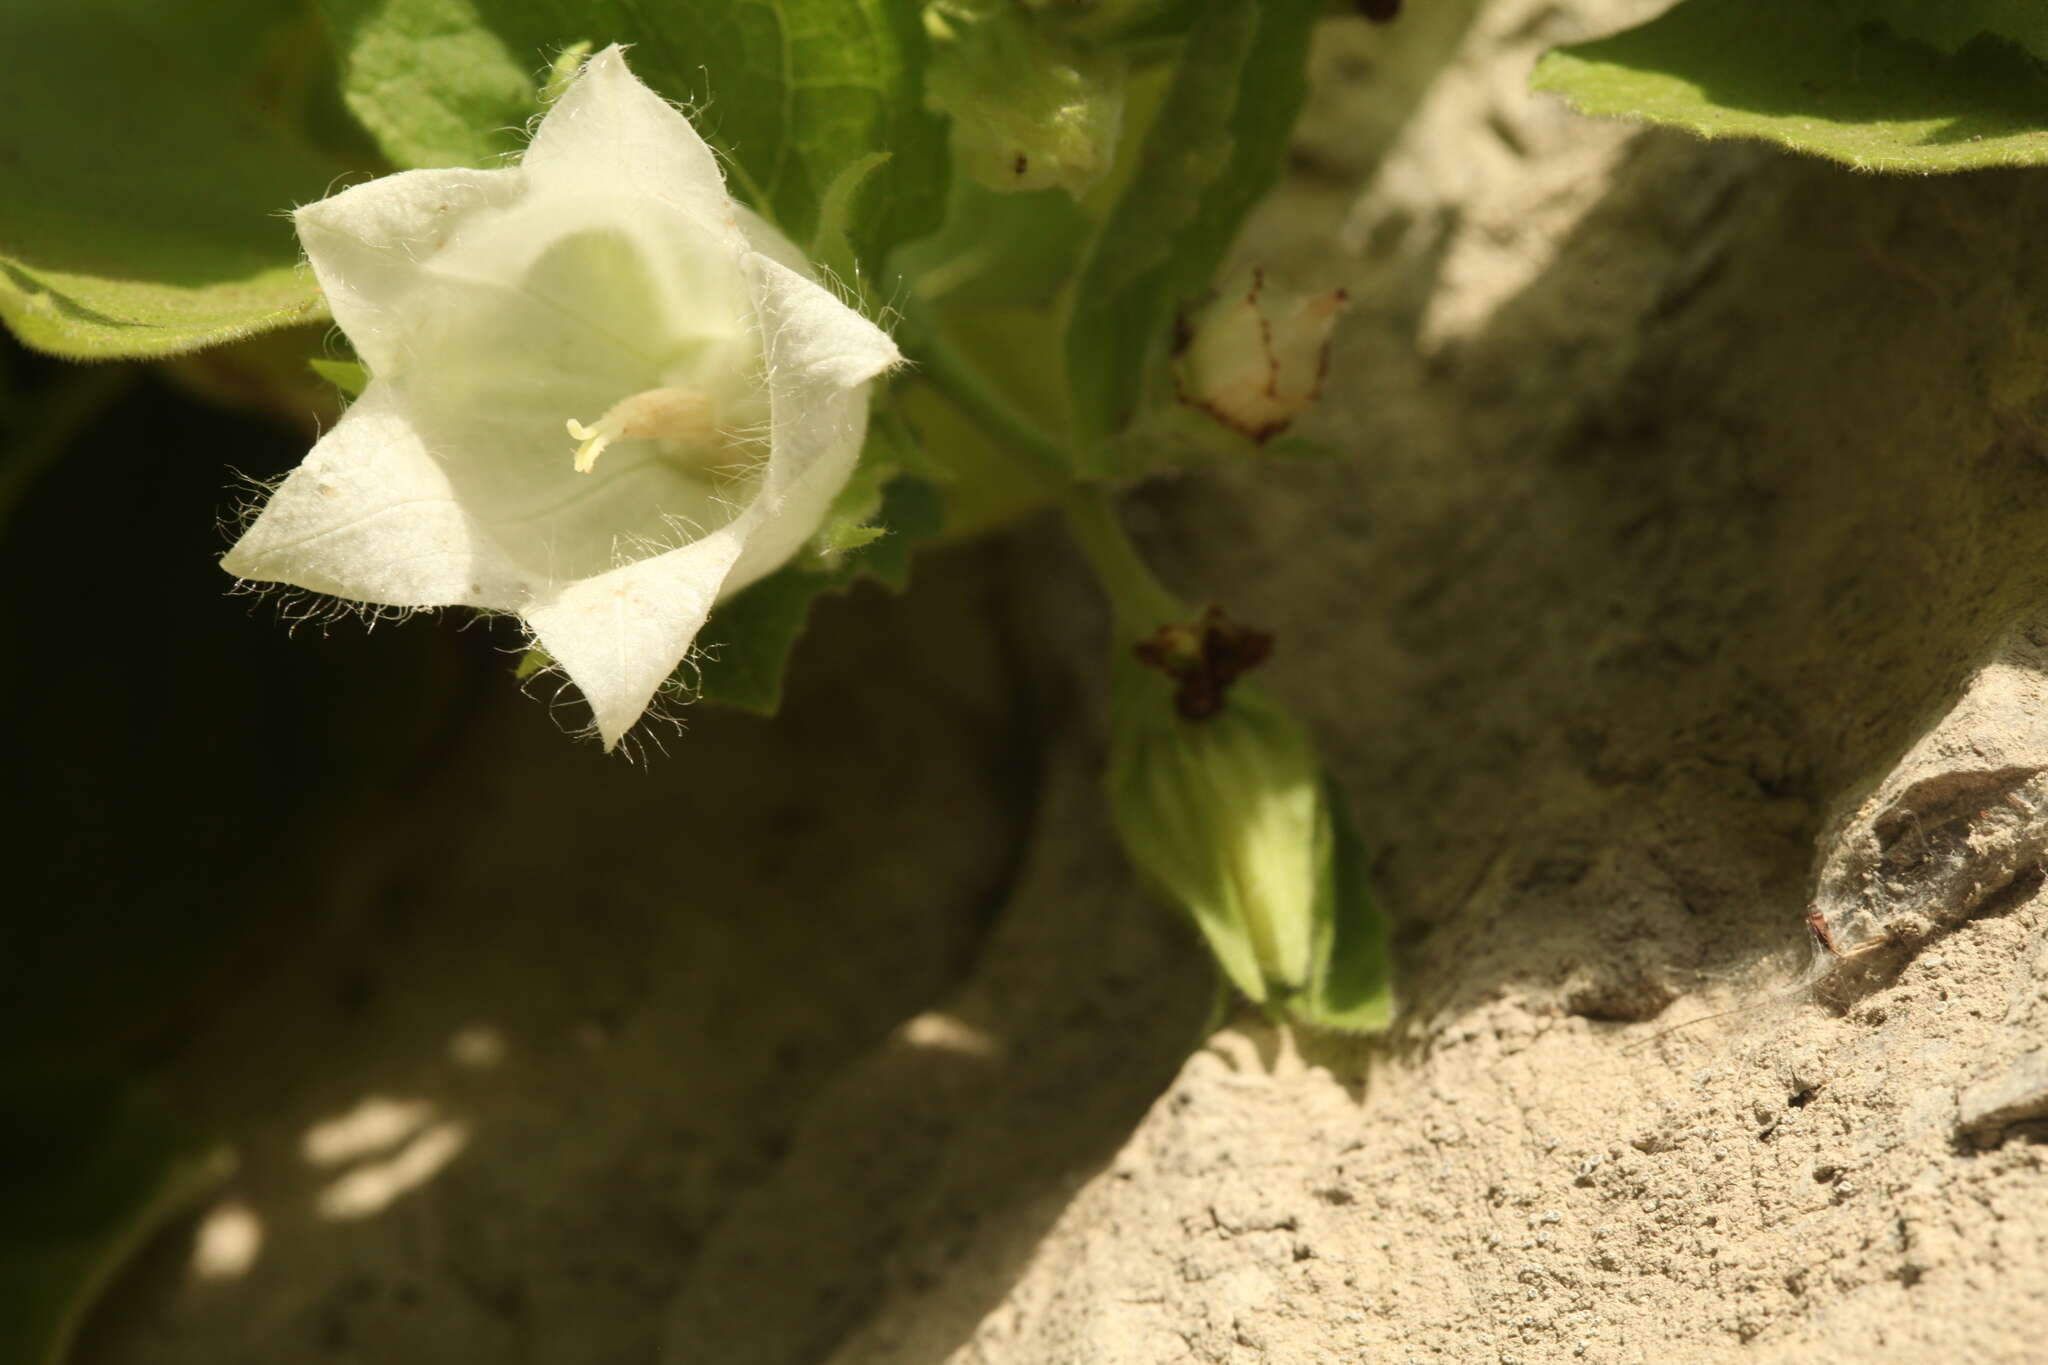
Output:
top-left (565, 387), bottom-right (718, 474)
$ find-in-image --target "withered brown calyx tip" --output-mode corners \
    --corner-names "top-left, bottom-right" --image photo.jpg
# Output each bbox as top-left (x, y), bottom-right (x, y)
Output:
top-left (1134, 606), bottom-right (1276, 721)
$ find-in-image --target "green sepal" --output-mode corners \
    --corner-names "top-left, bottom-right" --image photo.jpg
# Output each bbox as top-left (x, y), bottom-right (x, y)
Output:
top-left (814, 520), bottom-right (889, 558)
top-left (308, 357), bottom-right (369, 398)
top-left (1533, 0), bottom-right (2048, 173)
top-left (1288, 782), bottom-right (1393, 1033)
top-left (513, 646), bottom-right (551, 681)
top-left (810, 450), bottom-right (898, 562)
top-left (541, 41), bottom-right (597, 107)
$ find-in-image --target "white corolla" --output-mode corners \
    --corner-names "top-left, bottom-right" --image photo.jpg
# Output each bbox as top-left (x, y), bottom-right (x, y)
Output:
top-left (224, 45), bottom-right (900, 747)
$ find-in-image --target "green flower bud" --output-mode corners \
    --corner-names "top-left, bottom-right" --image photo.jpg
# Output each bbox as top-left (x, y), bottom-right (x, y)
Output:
top-left (1107, 610), bottom-right (1330, 1003)
top-left (1067, 492), bottom-right (1392, 1031)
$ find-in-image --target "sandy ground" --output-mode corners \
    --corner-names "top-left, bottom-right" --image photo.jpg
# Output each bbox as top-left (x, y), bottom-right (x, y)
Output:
top-left (66, 1), bottom-right (2048, 1362)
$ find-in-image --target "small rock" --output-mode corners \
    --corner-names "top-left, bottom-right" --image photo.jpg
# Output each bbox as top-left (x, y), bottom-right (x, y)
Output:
top-left (1957, 1049), bottom-right (2048, 1137)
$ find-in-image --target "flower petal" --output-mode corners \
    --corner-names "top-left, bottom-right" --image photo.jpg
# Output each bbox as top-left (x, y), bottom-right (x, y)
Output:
top-left (295, 169), bottom-right (523, 374)
top-left (723, 254), bottom-right (901, 593)
top-left (747, 255), bottom-right (902, 393)
top-left (523, 45), bottom-right (736, 237)
top-left (222, 383), bottom-right (532, 609)
top-left (524, 526), bottom-right (749, 749)
top-left (521, 256), bottom-right (900, 743)
top-left (734, 204), bottom-right (809, 275)
top-left (389, 217), bottom-right (761, 585)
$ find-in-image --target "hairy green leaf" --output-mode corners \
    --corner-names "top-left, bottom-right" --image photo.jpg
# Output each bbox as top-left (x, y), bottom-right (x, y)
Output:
top-left (0, 0), bottom-right (374, 358)
top-left (686, 564), bottom-right (834, 716)
top-left (319, 0), bottom-right (539, 170)
top-left (1064, 0), bottom-right (1322, 460)
top-left (321, 0), bottom-right (949, 269)
top-left (1534, 0), bottom-right (2048, 173)
top-left (690, 474), bottom-right (943, 714)
top-left (807, 151), bottom-right (893, 292)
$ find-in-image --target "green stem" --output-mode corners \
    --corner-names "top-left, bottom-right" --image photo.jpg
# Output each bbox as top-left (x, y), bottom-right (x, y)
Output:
top-left (1060, 486), bottom-right (1184, 637)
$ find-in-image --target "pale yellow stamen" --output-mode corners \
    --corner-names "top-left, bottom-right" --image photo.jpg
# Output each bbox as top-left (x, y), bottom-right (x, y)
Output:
top-left (565, 387), bottom-right (715, 474)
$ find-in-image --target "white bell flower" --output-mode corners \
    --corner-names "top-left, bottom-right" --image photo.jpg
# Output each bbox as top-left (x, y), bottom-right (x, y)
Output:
top-left (223, 45), bottom-right (901, 748)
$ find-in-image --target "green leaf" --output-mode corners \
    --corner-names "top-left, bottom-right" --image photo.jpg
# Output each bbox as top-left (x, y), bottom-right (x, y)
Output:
top-left (690, 474), bottom-right (942, 713)
top-left (0, 0), bottom-right (374, 358)
top-left (321, 0), bottom-right (950, 270)
top-left (318, 0), bottom-right (540, 170)
top-left (1858, 1), bottom-right (2048, 63)
top-left (1532, 0), bottom-right (2048, 173)
top-left (687, 563), bottom-right (834, 715)
top-left (1290, 783), bottom-right (1393, 1034)
top-left (0, 1072), bottom-right (233, 1365)
top-left (1063, 0), bottom-right (1322, 459)
top-left (1073, 0), bottom-right (1204, 46)
top-left (807, 151), bottom-right (893, 292)
top-left (897, 179), bottom-right (1095, 310)
top-left (926, 6), bottom-right (1129, 199)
